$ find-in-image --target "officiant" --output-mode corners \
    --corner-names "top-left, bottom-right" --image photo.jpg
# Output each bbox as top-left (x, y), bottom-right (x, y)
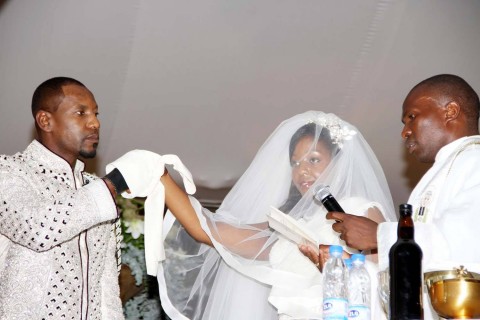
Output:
top-left (324, 74), bottom-right (480, 319)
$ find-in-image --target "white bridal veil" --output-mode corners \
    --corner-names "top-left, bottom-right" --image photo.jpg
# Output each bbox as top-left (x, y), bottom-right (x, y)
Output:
top-left (158, 111), bottom-right (396, 319)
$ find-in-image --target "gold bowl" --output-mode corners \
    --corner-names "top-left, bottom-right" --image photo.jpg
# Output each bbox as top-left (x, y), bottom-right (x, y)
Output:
top-left (424, 266), bottom-right (480, 319)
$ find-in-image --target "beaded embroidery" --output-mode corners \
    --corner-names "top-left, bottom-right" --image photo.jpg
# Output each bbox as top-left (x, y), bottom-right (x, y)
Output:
top-left (0, 141), bottom-right (123, 319)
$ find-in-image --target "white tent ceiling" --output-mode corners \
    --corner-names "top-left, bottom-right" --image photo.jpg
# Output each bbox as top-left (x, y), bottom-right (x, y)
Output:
top-left (1, 0), bottom-right (479, 208)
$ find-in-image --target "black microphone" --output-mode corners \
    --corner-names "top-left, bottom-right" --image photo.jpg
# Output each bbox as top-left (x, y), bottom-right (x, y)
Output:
top-left (313, 184), bottom-right (344, 213)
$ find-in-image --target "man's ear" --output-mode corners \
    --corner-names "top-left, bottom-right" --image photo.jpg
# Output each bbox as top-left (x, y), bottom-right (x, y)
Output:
top-left (35, 111), bottom-right (53, 132)
top-left (445, 101), bottom-right (460, 123)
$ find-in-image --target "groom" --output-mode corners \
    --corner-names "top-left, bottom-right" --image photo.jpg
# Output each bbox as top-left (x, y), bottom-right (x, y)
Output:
top-left (0, 77), bottom-right (130, 319)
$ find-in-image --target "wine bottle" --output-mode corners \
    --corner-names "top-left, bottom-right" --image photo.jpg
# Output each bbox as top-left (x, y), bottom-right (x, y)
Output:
top-left (388, 203), bottom-right (423, 320)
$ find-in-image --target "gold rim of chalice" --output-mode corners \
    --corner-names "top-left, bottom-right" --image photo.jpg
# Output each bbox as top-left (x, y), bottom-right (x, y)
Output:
top-left (424, 266), bottom-right (480, 319)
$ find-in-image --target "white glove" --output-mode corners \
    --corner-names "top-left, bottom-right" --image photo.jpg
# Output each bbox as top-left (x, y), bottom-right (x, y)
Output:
top-left (106, 150), bottom-right (164, 199)
top-left (106, 150), bottom-right (196, 276)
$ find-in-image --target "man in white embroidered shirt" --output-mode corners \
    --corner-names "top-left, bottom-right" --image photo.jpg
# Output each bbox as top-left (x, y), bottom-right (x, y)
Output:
top-left (0, 77), bottom-right (129, 319)
top-left (304, 74), bottom-right (480, 319)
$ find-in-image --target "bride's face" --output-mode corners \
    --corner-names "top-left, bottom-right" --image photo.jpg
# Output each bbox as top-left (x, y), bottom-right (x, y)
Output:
top-left (291, 136), bottom-right (332, 195)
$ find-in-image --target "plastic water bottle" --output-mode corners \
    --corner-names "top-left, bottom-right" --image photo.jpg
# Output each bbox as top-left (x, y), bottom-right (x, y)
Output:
top-left (323, 245), bottom-right (348, 320)
top-left (347, 253), bottom-right (371, 320)
top-left (344, 258), bottom-right (352, 271)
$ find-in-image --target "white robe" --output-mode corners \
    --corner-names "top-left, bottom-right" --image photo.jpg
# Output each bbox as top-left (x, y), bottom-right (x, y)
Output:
top-left (377, 136), bottom-right (480, 319)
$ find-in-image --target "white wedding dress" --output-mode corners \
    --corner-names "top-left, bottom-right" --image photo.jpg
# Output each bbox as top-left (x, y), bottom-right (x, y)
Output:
top-left (157, 111), bottom-right (395, 319)
top-left (269, 197), bottom-right (386, 319)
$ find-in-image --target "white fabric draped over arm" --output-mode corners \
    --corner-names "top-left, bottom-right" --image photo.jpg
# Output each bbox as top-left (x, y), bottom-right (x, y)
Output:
top-left (106, 150), bottom-right (196, 276)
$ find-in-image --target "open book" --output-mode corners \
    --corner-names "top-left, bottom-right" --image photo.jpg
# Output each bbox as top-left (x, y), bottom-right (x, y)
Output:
top-left (267, 206), bottom-right (320, 254)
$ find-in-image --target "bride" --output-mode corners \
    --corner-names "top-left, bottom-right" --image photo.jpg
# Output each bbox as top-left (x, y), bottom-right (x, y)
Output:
top-left (158, 111), bottom-right (395, 319)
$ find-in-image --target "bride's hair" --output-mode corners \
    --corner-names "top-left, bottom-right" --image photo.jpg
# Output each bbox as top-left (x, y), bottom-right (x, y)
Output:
top-left (280, 123), bottom-right (338, 213)
top-left (288, 123), bottom-right (338, 159)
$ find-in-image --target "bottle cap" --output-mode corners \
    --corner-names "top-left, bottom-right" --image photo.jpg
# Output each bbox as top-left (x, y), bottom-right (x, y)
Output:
top-left (344, 258), bottom-right (352, 269)
top-left (329, 245), bottom-right (343, 255)
top-left (399, 203), bottom-right (413, 218)
top-left (351, 253), bottom-right (365, 263)
top-left (399, 203), bottom-right (412, 211)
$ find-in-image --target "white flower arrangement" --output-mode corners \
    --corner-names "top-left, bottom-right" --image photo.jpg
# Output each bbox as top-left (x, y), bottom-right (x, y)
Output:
top-left (117, 196), bottom-right (165, 320)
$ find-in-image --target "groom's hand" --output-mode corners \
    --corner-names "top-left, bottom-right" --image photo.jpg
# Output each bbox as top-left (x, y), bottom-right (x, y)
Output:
top-left (102, 168), bottom-right (130, 197)
top-left (106, 150), bottom-right (164, 197)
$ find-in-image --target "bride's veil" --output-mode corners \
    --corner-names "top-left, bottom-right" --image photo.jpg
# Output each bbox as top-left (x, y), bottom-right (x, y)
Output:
top-left (157, 111), bottom-right (396, 320)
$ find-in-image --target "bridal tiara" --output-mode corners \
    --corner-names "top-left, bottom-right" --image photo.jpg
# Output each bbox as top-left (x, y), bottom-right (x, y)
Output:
top-left (308, 113), bottom-right (357, 148)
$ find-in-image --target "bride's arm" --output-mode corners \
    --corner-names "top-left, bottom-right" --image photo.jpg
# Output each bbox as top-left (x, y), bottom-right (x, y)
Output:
top-left (161, 171), bottom-right (271, 259)
top-left (161, 171), bottom-right (213, 246)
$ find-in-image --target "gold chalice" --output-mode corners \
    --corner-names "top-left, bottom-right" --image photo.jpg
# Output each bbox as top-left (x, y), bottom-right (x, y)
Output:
top-left (424, 266), bottom-right (480, 319)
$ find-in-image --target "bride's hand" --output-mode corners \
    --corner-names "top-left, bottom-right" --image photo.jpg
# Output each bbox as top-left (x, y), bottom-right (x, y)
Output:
top-left (299, 244), bottom-right (319, 264)
top-left (299, 244), bottom-right (350, 272)
top-left (298, 244), bottom-right (328, 272)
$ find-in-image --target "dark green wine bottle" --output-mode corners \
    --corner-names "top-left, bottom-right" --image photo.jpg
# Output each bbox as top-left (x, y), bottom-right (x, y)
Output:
top-left (389, 203), bottom-right (423, 320)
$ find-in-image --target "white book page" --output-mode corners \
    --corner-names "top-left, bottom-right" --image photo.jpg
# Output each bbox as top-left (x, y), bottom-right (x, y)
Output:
top-left (267, 206), bottom-right (319, 254)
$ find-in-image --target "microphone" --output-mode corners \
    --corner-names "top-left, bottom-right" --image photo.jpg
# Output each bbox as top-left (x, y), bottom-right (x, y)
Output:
top-left (313, 184), bottom-right (344, 213)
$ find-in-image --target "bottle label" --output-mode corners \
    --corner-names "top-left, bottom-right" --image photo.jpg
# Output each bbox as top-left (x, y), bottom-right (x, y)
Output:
top-left (347, 305), bottom-right (370, 319)
top-left (323, 297), bottom-right (348, 319)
